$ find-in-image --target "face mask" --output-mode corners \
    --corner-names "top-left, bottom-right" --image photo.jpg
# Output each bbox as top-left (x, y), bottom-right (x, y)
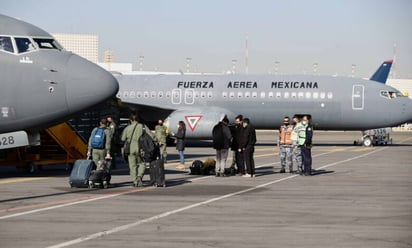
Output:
top-left (283, 122), bottom-right (289, 125)
top-left (302, 121), bottom-right (307, 125)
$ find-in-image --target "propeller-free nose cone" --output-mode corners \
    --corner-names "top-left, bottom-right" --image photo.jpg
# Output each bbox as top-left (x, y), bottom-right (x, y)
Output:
top-left (65, 54), bottom-right (119, 113)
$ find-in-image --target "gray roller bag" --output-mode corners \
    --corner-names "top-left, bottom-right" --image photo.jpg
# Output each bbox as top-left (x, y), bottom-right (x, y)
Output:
top-left (149, 159), bottom-right (166, 187)
top-left (69, 159), bottom-right (95, 188)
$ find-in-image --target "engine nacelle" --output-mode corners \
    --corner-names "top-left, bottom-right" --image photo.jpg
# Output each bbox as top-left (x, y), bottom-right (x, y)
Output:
top-left (165, 109), bottom-right (229, 139)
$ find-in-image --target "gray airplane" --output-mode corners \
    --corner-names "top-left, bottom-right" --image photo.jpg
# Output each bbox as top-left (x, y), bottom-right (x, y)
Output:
top-left (0, 14), bottom-right (119, 149)
top-left (116, 60), bottom-right (412, 140)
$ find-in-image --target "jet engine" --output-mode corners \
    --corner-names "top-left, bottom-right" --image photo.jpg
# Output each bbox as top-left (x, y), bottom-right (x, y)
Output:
top-left (164, 109), bottom-right (230, 139)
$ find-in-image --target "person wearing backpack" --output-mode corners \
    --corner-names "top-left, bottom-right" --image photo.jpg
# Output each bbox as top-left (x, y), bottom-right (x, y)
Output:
top-left (212, 116), bottom-right (232, 177)
top-left (121, 114), bottom-right (155, 187)
top-left (87, 119), bottom-right (112, 169)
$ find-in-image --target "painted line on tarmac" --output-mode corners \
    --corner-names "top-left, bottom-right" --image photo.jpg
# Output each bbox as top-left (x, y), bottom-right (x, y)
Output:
top-left (0, 177), bottom-right (47, 184)
top-left (46, 146), bottom-right (387, 248)
top-left (0, 186), bottom-right (154, 220)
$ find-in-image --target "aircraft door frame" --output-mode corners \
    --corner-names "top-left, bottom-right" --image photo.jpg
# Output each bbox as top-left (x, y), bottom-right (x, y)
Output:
top-left (352, 84), bottom-right (364, 110)
top-left (184, 89), bottom-right (195, 105)
top-left (171, 89), bottom-right (181, 105)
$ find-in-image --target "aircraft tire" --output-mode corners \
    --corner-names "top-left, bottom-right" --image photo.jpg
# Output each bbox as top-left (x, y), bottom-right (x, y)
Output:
top-left (363, 137), bottom-right (372, 147)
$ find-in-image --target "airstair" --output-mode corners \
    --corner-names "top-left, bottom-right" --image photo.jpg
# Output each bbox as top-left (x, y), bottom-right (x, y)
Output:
top-left (0, 123), bottom-right (87, 172)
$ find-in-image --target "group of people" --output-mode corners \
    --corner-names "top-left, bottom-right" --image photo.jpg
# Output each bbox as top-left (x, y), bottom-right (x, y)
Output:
top-left (278, 115), bottom-right (313, 176)
top-left (212, 114), bottom-right (313, 178)
top-left (213, 115), bottom-right (257, 178)
top-left (86, 113), bottom-right (313, 188)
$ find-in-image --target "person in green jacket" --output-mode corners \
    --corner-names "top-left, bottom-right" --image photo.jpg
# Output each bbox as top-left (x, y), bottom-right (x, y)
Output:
top-left (87, 118), bottom-right (112, 169)
top-left (121, 114), bottom-right (155, 187)
top-left (155, 119), bottom-right (169, 163)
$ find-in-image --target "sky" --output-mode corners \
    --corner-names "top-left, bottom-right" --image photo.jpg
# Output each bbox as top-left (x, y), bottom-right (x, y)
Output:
top-left (2, 0), bottom-right (412, 78)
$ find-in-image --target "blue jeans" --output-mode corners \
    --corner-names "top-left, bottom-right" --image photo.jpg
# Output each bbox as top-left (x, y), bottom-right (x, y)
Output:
top-left (179, 150), bottom-right (185, 164)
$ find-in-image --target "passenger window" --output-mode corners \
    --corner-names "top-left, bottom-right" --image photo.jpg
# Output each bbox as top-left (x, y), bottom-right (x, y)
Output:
top-left (151, 91), bottom-right (156, 98)
top-left (166, 91), bottom-right (171, 98)
top-left (123, 91), bottom-right (129, 98)
top-left (284, 92), bottom-right (290, 98)
top-left (306, 92), bottom-right (311, 99)
top-left (276, 92), bottom-right (281, 98)
top-left (291, 92), bottom-right (297, 98)
top-left (252, 92), bottom-right (257, 98)
top-left (245, 92), bottom-right (250, 98)
top-left (320, 92), bottom-right (326, 99)
top-left (15, 37), bottom-right (36, 53)
top-left (33, 38), bottom-right (62, 50)
top-left (229, 92), bottom-right (235, 98)
top-left (144, 91), bottom-right (149, 98)
top-left (136, 92), bottom-right (142, 98)
top-left (268, 92), bottom-right (274, 98)
top-left (201, 92), bottom-right (206, 98)
top-left (208, 92), bottom-right (213, 98)
top-left (237, 92), bottom-right (243, 98)
top-left (0, 36), bottom-right (14, 53)
top-left (158, 91), bottom-right (163, 98)
top-left (298, 92), bottom-right (304, 99)
top-left (313, 92), bottom-right (319, 99)
top-left (222, 92), bottom-right (228, 98)
top-left (327, 92), bottom-right (333, 99)
top-left (129, 91), bottom-right (136, 98)
top-left (260, 92), bottom-right (266, 98)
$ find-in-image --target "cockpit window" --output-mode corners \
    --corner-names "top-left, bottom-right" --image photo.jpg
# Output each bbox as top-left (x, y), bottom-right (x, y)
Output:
top-left (14, 37), bottom-right (36, 53)
top-left (380, 90), bottom-right (405, 99)
top-left (33, 38), bottom-right (63, 50)
top-left (0, 36), bottom-right (14, 53)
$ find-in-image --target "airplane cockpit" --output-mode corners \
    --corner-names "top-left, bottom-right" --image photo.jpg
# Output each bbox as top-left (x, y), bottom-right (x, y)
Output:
top-left (0, 35), bottom-right (63, 54)
top-left (380, 90), bottom-right (405, 99)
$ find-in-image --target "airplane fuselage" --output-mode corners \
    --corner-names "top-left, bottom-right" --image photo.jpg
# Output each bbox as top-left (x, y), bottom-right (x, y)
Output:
top-left (116, 74), bottom-right (412, 139)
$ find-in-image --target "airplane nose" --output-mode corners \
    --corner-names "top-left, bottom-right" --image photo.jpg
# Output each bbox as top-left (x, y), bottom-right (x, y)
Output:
top-left (65, 54), bottom-right (119, 113)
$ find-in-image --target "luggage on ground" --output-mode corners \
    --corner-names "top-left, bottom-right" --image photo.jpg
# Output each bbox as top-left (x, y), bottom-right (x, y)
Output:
top-left (149, 159), bottom-right (166, 187)
top-left (190, 160), bottom-right (204, 175)
top-left (88, 159), bottom-right (112, 189)
top-left (69, 159), bottom-right (95, 188)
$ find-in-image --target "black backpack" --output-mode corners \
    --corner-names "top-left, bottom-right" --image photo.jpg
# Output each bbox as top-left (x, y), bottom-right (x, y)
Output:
top-left (138, 127), bottom-right (159, 162)
top-left (212, 123), bottom-right (224, 149)
top-left (190, 160), bottom-right (204, 175)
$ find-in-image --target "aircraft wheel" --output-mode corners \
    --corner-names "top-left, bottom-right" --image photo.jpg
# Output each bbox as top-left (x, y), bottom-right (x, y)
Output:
top-left (363, 137), bottom-right (372, 147)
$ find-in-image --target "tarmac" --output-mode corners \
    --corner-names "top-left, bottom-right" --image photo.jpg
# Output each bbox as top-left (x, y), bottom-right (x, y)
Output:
top-left (0, 131), bottom-right (411, 248)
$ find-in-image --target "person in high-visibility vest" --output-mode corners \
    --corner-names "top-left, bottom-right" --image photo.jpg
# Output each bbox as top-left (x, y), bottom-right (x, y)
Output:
top-left (292, 115), bottom-right (305, 175)
top-left (278, 116), bottom-right (294, 173)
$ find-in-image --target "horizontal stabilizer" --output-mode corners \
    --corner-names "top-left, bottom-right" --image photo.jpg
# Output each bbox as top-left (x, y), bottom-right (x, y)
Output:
top-left (370, 59), bottom-right (393, 84)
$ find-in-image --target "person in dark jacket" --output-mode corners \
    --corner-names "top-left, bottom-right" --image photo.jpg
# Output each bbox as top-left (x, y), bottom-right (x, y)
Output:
top-left (239, 118), bottom-right (257, 177)
top-left (212, 116), bottom-right (232, 177)
top-left (174, 121), bottom-right (186, 169)
top-left (301, 115), bottom-right (313, 176)
top-left (231, 115), bottom-right (245, 175)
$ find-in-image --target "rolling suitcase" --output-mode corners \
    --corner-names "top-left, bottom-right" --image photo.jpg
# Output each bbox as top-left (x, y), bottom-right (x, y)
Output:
top-left (69, 159), bottom-right (95, 188)
top-left (149, 159), bottom-right (166, 187)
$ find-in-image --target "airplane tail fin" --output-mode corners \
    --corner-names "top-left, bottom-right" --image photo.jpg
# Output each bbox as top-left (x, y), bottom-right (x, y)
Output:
top-left (369, 59), bottom-right (393, 84)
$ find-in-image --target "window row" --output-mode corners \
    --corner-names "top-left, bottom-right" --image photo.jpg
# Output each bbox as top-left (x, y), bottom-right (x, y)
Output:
top-left (120, 90), bottom-right (333, 100)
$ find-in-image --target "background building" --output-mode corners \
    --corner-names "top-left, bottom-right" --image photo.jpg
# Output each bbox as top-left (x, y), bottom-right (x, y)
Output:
top-left (52, 33), bottom-right (98, 63)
